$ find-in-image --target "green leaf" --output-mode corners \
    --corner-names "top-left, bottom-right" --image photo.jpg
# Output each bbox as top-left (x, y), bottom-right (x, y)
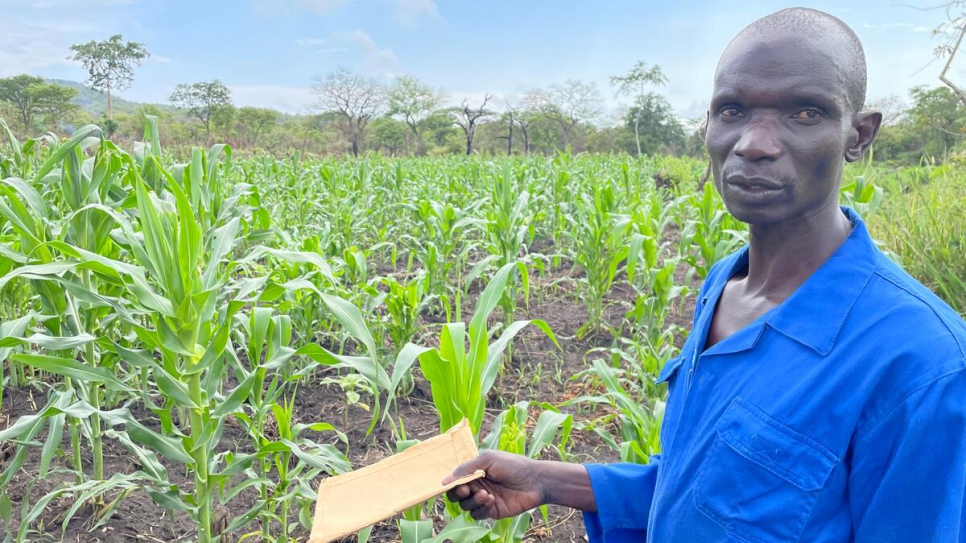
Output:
top-left (385, 342), bottom-right (432, 419)
top-left (38, 412), bottom-right (65, 478)
top-left (0, 491), bottom-right (11, 523)
top-left (11, 354), bottom-right (129, 392)
top-left (99, 408), bottom-right (194, 465)
top-left (399, 519), bottom-right (435, 543)
top-left (153, 366), bottom-right (198, 409)
top-left (358, 525), bottom-right (374, 543)
top-left (212, 370), bottom-right (257, 417)
top-left (527, 411), bottom-right (572, 459)
top-left (319, 293), bottom-right (378, 357)
top-left (423, 515), bottom-right (489, 543)
top-left (295, 343), bottom-right (390, 391)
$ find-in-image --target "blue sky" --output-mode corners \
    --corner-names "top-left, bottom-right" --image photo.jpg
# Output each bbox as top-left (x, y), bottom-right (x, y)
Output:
top-left (0, 0), bottom-right (956, 121)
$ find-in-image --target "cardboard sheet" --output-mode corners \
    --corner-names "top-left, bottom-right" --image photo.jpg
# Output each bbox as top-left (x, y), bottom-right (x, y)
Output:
top-left (309, 419), bottom-right (485, 543)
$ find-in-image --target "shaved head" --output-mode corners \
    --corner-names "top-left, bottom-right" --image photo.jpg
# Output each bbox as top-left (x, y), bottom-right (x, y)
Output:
top-left (722, 8), bottom-right (868, 113)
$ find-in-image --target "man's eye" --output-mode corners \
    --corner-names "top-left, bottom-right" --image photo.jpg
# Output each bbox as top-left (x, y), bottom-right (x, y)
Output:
top-left (793, 109), bottom-right (822, 120)
top-left (720, 107), bottom-right (742, 117)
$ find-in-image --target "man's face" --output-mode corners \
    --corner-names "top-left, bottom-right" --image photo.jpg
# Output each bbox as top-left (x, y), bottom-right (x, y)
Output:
top-left (705, 34), bottom-right (855, 227)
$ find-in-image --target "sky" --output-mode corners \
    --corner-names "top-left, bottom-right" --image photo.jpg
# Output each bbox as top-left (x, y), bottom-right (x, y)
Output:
top-left (0, 0), bottom-right (959, 122)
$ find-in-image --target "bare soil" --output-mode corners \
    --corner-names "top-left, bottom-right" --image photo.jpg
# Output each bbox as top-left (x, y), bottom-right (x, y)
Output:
top-left (0, 257), bottom-right (699, 543)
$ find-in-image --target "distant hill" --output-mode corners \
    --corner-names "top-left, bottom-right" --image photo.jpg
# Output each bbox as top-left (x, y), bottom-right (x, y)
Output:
top-left (46, 79), bottom-right (183, 119)
top-left (45, 79), bottom-right (298, 122)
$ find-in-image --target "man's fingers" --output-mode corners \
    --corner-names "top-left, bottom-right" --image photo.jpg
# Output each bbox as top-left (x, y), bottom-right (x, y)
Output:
top-left (460, 489), bottom-right (492, 517)
top-left (442, 457), bottom-right (486, 486)
top-left (446, 483), bottom-right (471, 502)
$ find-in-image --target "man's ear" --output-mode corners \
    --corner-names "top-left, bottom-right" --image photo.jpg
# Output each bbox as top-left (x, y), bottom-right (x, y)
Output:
top-left (845, 110), bottom-right (882, 163)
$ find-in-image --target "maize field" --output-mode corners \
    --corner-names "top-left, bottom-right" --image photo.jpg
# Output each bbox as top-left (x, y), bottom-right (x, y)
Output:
top-left (0, 117), bottom-right (961, 543)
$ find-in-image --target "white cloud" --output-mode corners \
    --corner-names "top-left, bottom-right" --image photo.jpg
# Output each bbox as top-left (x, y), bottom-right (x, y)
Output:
top-left (862, 22), bottom-right (932, 32)
top-left (0, 20), bottom-right (97, 77)
top-left (391, 0), bottom-right (441, 29)
top-left (148, 54), bottom-right (172, 63)
top-left (297, 0), bottom-right (350, 14)
top-left (297, 38), bottom-right (349, 54)
top-left (230, 84), bottom-right (315, 114)
top-left (298, 38), bottom-right (329, 47)
top-left (254, 0), bottom-right (349, 16)
top-left (29, 0), bottom-right (135, 7)
top-left (331, 30), bottom-right (400, 76)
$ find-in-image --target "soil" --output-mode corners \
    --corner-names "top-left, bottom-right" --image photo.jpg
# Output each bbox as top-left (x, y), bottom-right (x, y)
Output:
top-left (0, 252), bottom-right (701, 543)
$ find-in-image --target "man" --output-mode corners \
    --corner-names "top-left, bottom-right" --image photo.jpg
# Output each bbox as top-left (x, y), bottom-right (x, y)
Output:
top-left (444, 7), bottom-right (966, 542)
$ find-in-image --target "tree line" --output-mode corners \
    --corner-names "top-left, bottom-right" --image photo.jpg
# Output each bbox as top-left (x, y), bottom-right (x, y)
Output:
top-left (1, 30), bottom-right (966, 164)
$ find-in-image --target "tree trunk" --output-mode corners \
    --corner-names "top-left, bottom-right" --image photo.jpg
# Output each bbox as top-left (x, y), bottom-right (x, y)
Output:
top-left (106, 76), bottom-right (113, 121)
top-left (465, 132), bottom-right (473, 155)
top-left (634, 111), bottom-right (642, 156)
top-left (352, 132), bottom-right (360, 156)
top-left (940, 24), bottom-right (966, 109)
top-left (507, 121), bottom-right (513, 156)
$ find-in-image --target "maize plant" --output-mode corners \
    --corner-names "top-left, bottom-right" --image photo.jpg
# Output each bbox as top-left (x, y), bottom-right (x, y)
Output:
top-left (679, 182), bottom-right (747, 279)
top-left (478, 402), bottom-right (573, 543)
top-left (569, 359), bottom-right (664, 465)
top-left (568, 180), bottom-right (628, 338)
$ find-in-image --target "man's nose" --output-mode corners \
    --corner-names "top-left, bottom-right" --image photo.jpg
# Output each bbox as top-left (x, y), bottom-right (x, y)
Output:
top-left (733, 119), bottom-right (782, 161)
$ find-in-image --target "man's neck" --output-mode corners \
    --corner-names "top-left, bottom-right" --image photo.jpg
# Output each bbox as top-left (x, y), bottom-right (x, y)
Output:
top-left (742, 204), bottom-right (853, 300)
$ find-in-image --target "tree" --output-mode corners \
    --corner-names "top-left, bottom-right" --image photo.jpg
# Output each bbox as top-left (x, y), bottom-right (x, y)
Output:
top-left (931, 2), bottom-right (966, 107)
top-left (210, 104), bottom-right (237, 141)
top-left (907, 85), bottom-right (965, 157)
top-left (312, 68), bottom-right (384, 156)
top-left (0, 75), bottom-right (78, 132)
top-left (610, 60), bottom-right (668, 156)
top-left (169, 80), bottom-right (233, 136)
top-left (368, 116), bottom-right (409, 155)
top-left (237, 107), bottom-right (278, 147)
top-left (387, 75), bottom-right (444, 154)
top-left (534, 80), bottom-right (603, 149)
top-left (451, 94), bottom-right (493, 155)
top-left (866, 94), bottom-right (908, 127)
top-left (509, 93), bottom-right (548, 156)
top-left (68, 34), bottom-right (149, 120)
top-left (500, 105), bottom-right (515, 155)
top-left (619, 93), bottom-right (687, 156)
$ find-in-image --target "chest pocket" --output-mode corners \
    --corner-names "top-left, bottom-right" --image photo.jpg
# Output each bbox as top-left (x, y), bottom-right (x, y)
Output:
top-left (693, 397), bottom-right (837, 543)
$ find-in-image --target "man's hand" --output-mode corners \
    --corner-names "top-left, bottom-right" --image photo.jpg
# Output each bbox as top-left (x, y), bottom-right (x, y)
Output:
top-left (443, 450), bottom-right (598, 518)
top-left (442, 450), bottom-right (545, 520)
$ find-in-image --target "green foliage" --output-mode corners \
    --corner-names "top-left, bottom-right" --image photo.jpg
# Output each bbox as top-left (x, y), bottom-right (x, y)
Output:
top-left (872, 163), bottom-right (966, 315)
top-left (0, 75), bottom-right (79, 133)
top-left (169, 80), bottom-right (234, 135)
top-left (0, 114), bottom-right (962, 543)
top-left (619, 94), bottom-right (688, 156)
top-left (416, 262), bottom-right (558, 437)
top-left (872, 86), bottom-right (966, 164)
top-left (68, 35), bottom-right (149, 119)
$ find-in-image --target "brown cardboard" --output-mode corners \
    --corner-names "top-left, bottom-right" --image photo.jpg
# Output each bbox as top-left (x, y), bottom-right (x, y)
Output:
top-left (308, 419), bottom-right (485, 543)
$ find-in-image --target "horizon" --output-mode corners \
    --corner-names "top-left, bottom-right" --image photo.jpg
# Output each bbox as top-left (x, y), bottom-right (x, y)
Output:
top-left (1, 0), bottom-right (958, 121)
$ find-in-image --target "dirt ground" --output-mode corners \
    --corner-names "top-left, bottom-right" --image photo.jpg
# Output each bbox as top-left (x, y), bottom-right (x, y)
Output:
top-left (0, 256), bottom-right (699, 543)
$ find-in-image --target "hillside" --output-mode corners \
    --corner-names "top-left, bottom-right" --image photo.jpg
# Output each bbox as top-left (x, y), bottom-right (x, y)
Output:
top-left (47, 79), bottom-right (182, 119)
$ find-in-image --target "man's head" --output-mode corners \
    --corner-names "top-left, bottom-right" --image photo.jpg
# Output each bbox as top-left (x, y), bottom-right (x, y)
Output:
top-left (705, 8), bottom-right (882, 226)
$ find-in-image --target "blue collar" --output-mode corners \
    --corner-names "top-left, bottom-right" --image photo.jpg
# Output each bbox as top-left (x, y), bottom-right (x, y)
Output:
top-left (716, 206), bottom-right (880, 356)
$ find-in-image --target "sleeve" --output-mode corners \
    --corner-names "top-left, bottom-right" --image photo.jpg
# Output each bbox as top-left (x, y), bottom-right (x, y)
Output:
top-left (849, 369), bottom-right (966, 542)
top-left (582, 458), bottom-right (660, 543)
